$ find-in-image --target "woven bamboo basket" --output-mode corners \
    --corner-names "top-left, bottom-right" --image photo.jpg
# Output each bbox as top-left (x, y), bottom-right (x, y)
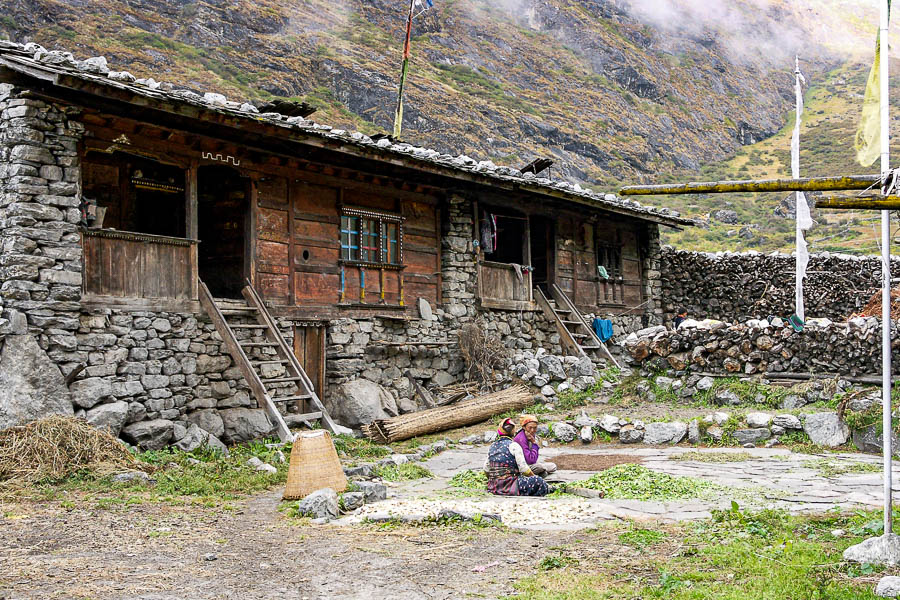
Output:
top-left (362, 385), bottom-right (532, 443)
top-left (282, 430), bottom-right (347, 500)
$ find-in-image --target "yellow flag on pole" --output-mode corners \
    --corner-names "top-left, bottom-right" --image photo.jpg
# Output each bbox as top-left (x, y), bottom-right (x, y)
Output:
top-left (855, 3), bottom-right (890, 166)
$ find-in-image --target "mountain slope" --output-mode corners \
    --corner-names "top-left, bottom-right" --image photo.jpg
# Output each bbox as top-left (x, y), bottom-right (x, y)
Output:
top-left (0, 0), bottom-right (888, 253)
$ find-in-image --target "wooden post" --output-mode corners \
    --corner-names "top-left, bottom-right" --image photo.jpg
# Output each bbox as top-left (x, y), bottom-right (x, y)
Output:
top-left (186, 160), bottom-right (198, 240)
top-left (619, 174), bottom-right (880, 196)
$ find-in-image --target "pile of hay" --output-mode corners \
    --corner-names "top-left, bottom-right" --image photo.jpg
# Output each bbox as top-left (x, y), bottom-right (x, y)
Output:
top-left (0, 416), bottom-right (145, 485)
top-left (852, 288), bottom-right (900, 320)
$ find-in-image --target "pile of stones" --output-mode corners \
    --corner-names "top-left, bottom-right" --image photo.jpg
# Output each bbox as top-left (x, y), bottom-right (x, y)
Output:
top-left (507, 349), bottom-right (603, 397)
top-left (623, 316), bottom-right (898, 377)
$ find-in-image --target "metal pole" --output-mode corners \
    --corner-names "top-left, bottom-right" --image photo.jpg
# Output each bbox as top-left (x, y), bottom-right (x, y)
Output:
top-left (618, 174), bottom-right (880, 196)
top-left (392, 0), bottom-right (416, 139)
top-left (794, 56), bottom-right (805, 322)
top-left (880, 0), bottom-right (893, 535)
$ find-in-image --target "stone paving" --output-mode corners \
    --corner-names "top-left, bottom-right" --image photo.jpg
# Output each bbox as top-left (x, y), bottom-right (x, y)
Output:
top-left (340, 445), bottom-right (900, 531)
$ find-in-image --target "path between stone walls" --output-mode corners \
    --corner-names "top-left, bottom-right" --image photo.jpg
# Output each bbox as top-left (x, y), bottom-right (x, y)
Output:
top-left (338, 445), bottom-right (900, 530)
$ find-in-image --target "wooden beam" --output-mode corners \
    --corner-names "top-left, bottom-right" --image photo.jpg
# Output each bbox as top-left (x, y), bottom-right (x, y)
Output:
top-left (620, 174), bottom-right (880, 196)
top-left (814, 194), bottom-right (900, 210)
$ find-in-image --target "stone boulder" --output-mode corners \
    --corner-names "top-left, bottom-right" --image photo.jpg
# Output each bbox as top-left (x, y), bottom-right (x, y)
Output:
top-left (69, 377), bottom-right (114, 410)
top-left (342, 491), bottom-right (365, 511)
top-left (325, 379), bottom-right (399, 428)
top-left (643, 422), bottom-right (687, 445)
top-left (174, 423), bottom-right (210, 452)
top-left (852, 424), bottom-right (900, 455)
top-left (803, 412), bottom-right (849, 447)
top-left (552, 422), bottom-right (577, 443)
top-left (295, 488), bottom-right (339, 520)
top-left (121, 419), bottom-right (174, 450)
top-left (877, 576), bottom-right (900, 597)
top-left (598, 414), bottom-right (622, 434)
top-left (185, 409), bottom-right (225, 439)
top-left (733, 428), bottom-right (771, 444)
top-left (539, 355), bottom-right (567, 381)
top-left (572, 356), bottom-right (594, 377)
top-left (772, 414), bottom-right (802, 430)
top-left (580, 426), bottom-right (593, 444)
top-left (355, 480), bottom-right (387, 502)
top-left (0, 334), bottom-right (73, 429)
top-left (219, 408), bottom-right (275, 444)
top-left (714, 389), bottom-right (741, 406)
top-left (746, 413), bottom-right (773, 428)
top-left (84, 401), bottom-right (129, 437)
top-left (619, 426), bottom-right (643, 444)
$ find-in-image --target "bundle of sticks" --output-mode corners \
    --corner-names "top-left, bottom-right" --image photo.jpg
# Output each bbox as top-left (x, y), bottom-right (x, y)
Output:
top-left (362, 385), bottom-right (532, 444)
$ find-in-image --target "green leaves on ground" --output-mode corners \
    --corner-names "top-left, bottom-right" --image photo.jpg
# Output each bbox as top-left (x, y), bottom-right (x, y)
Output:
top-left (449, 468), bottom-right (487, 489)
top-left (568, 464), bottom-right (722, 501)
top-left (371, 463), bottom-right (433, 481)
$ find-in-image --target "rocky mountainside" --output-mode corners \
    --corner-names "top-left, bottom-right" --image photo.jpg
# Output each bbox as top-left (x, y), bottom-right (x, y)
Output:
top-left (0, 0), bottom-right (887, 251)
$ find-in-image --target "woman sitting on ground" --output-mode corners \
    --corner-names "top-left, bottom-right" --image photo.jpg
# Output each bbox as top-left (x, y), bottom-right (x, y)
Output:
top-left (483, 418), bottom-right (549, 497)
top-left (513, 415), bottom-right (557, 477)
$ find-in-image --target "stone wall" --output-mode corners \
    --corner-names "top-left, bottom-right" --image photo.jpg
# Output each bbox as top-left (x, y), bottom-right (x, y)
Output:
top-left (659, 247), bottom-right (900, 325)
top-left (0, 84), bottom-right (84, 358)
top-left (624, 316), bottom-right (897, 377)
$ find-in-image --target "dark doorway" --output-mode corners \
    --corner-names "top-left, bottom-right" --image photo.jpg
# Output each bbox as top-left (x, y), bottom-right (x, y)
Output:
top-left (529, 215), bottom-right (554, 292)
top-left (198, 165), bottom-right (248, 298)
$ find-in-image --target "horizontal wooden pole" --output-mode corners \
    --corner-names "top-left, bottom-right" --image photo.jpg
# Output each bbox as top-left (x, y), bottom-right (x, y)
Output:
top-left (619, 174), bottom-right (880, 196)
top-left (814, 194), bottom-right (900, 210)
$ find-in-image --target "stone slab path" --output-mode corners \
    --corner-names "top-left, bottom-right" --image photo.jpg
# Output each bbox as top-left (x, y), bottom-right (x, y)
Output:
top-left (340, 445), bottom-right (900, 531)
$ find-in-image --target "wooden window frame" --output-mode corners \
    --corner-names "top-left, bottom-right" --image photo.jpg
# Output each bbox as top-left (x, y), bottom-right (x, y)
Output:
top-left (338, 207), bottom-right (405, 270)
top-left (598, 243), bottom-right (625, 305)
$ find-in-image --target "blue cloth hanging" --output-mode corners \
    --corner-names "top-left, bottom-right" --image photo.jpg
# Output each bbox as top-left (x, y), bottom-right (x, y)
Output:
top-left (592, 318), bottom-right (614, 342)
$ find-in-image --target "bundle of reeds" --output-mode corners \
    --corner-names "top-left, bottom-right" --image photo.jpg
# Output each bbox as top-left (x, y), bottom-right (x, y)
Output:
top-left (362, 385), bottom-right (532, 444)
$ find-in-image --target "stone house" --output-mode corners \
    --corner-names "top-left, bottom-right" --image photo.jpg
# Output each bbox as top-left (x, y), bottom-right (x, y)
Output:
top-left (0, 41), bottom-right (691, 446)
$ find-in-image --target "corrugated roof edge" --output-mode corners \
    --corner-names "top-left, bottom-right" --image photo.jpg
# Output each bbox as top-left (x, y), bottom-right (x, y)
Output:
top-left (0, 40), bottom-right (695, 228)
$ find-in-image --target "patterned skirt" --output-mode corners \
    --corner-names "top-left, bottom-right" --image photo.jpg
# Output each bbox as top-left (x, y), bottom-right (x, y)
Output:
top-left (487, 464), bottom-right (549, 497)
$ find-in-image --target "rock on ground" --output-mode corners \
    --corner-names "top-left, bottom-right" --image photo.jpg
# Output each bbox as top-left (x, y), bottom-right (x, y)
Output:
top-left (552, 422), bottom-right (577, 443)
top-left (84, 401), bottom-right (129, 437)
top-left (877, 576), bottom-right (900, 597)
top-left (295, 488), bottom-right (339, 520)
top-left (342, 491), bottom-right (365, 511)
top-left (325, 379), bottom-right (399, 428)
top-left (120, 419), bottom-right (174, 450)
top-left (803, 413), bottom-right (849, 447)
top-left (355, 481), bottom-right (387, 502)
top-left (733, 428), bottom-right (771, 444)
top-left (643, 422), bottom-right (687, 445)
top-left (219, 408), bottom-right (274, 444)
top-left (844, 534), bottom-right (900, 567)
top-left (0, 334), bottom-right (73, 429)
top-left (619, 426), bottom-right (643, 444)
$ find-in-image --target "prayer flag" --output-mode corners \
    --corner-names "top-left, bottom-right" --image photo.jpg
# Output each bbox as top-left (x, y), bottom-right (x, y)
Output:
top-left (855, 0), bottom-right (891, 166)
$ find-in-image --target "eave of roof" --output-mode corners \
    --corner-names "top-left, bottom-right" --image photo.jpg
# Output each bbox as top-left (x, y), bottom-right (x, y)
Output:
top-left (0, 41), bottom-right (695, 229)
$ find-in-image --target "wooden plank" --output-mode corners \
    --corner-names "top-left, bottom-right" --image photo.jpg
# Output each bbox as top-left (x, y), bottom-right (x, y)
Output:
top-left (122, 239), bottom-right (142, 297)
top-left (142, 241), bottom-right (160, 298)
top-left (186, 160), bottom-right (198, 239)
top-left (258, 207), bottom-right (290, 243)
top-left (82, 233), bottom-right (101, 295)
top-left (257, 240), bottom-right (290, 273)
top-left (257, 176), bottom-right (288, 207)
top-left (295, 271), bottom-right (341, 304)
top-left (257, 272), bottom-right (290, 305)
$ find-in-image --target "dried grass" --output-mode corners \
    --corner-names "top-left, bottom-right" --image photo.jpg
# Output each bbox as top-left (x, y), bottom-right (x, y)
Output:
top-left (457, 320), bottom-right (510, 386)
top-left (0, 416), bottom-right (145, 486)
top-left (852, 287), bottom-right (900, 320)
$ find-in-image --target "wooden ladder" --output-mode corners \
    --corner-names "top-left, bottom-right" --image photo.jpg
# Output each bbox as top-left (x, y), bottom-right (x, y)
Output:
top-left (199, 278), bottom-right (337, 442)
top-left (535, 284), bottom-right (620, 367)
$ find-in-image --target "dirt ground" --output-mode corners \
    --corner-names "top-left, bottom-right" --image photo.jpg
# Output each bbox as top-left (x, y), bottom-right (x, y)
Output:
top-left (0, 490), bottom-right (606, 600)
top-left (551, 453), bottom-right (642, 471)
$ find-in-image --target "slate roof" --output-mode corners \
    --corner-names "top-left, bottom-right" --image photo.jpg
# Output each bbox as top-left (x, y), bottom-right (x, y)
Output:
top-left (0, 40), bottom-right (694, 228)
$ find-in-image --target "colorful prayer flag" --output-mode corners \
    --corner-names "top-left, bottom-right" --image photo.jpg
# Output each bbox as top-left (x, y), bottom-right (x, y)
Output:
top-left (855, 0), bottom-right (891, 166)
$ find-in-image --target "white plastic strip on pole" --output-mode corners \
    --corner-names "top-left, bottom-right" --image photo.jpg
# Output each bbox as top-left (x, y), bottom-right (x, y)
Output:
top-left (793, 56), bottom-right (811, 321)
top-left (880, 0), bottom-right (893, 535)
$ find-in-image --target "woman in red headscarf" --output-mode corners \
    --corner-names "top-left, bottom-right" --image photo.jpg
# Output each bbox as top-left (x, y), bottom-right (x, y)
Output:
top-left (482, 418), bottom-right (549, 496)
top-left (513, 415), bottom-right (557, 477)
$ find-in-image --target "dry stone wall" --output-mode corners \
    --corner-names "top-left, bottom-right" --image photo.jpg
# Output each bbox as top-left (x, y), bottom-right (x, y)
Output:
top-left (624, 316), bottom-right (898, 377)
top-left (659, 247), bottom-right (900, 324)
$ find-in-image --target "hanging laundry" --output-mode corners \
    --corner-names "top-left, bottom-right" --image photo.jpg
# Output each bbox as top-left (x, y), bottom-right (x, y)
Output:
top-left (512, 263), bottom-right (523, 282)
top-left (592, 318), bottom-right (614, 343)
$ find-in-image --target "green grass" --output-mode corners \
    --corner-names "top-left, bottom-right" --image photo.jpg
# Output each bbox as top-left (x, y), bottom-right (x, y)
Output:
top-left (669, 451), bottom-right (753, 463)
top-left (802, 459), bottom-right (881, 478)
top-left (449, 469), bottom-right (487, 489)
top-left (506, 507), bottom-right (886, 599)
top-left (332, 435), bottom-right (392, 459)
top-left (371, 463), bottom-right (433, 481)
top-left (566, 464), bottom-right (723, 501)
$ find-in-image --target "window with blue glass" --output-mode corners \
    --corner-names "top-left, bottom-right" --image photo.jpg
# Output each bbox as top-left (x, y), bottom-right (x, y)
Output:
top-left (340, 209), bottom-right (403, 266)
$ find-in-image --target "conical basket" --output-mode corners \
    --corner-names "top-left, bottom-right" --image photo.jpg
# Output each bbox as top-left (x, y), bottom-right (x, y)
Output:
top-left (282, 430), bottom-right (348, 500)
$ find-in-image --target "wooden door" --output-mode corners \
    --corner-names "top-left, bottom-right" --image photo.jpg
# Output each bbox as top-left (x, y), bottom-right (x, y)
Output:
top-left (293, 324), bottom-right (326, 412)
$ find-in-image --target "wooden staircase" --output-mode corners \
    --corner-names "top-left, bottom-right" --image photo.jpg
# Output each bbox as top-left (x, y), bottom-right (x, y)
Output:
top-left (535, 284), bottom-right (620, 367)
top-left (199, 278), bottom-right (337, 442)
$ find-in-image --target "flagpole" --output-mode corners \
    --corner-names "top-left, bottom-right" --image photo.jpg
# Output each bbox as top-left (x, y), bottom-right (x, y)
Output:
top-left (393, 0), bottom-right (417, 139)
top-left (794, 56), bottom-right (806, 322)
top-left (879, 0), bottom-right (893, 536)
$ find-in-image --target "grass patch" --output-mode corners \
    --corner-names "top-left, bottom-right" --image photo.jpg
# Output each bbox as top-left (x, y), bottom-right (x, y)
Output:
top-left (371, 463), bottom-right (433, 481)
top-left (507, 507), bottom-right (885, 599)
top-left (556, 382), bottom-right (605, 411)
top-left (567, 464), bottom-right (723, 501)
top-left (618, 527), bottom-right (666, 550)
top-left (802, 459), bottom-right (881, 478)
top-left (332, 435), bottom-right (392, 460)
top-left (449, 469), bottom-right (487, 489)
top-left (669, 451), bottom-right (753, 463)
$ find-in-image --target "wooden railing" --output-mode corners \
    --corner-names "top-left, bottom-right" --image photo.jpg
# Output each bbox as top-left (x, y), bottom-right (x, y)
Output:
top-left (477, 260), bottom-right (533, 310)
top-left (82, 229), bottom-right (199, 300)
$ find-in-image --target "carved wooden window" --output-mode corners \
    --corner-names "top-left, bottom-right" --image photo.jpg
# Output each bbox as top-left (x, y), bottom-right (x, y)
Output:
top-left (339, 208), bottom-right (403, 267)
